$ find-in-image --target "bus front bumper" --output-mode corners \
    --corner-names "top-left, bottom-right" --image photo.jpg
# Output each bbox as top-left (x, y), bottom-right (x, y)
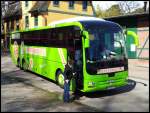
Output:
top-left (81, 78), bottom-right (128, 93)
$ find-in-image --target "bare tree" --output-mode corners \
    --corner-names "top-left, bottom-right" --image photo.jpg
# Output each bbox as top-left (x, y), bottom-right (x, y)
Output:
top-left (1, 1), bottom-right (18, 18)
top-left (1, 1), bottom-right (9, 17)
top-left (118, 1), bottom-right (140, 15)
top-left (1, 1), bottom-right (8, 33)
top-left (1, 1), bottom-right (20, 31)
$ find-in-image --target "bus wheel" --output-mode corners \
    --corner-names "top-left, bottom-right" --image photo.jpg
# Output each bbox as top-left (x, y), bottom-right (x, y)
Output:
top-left (17, 58), bottom-right (20, 68)
top-left (57, 71), bottom-right (64, 88)
top-left (22, 61), bottom-right (28, 71)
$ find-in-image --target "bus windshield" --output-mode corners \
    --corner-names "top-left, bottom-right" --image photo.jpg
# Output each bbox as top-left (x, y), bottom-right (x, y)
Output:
top-left (81, 21), bottom-right (126, 62)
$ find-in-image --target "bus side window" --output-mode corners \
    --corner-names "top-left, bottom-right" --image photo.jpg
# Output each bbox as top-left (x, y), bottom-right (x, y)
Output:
top-left (23, 33), bottom-right (28, 44)
top-left (40, 30), bottom-right (48, 45)
top-left (63, 27), bottom-right (68, 48)
top-left (67, 27), bottom-right (74, 47)
top-left (30, 32), bottom-right (35, 45)
top-left (49, 29), bottom-right (55, 47)
top-left (35, 31), bottom-right (40, 45)
top-left (53, 29), bottom-right (58, 47)
top-left (26, 31), bottom-right (36, 46)
top-left (10, 33), bottom-right (20, 55)
top-left (57, 29), bottom-right (62, 46)
top-left (48, 29), bottom-right (52, 45)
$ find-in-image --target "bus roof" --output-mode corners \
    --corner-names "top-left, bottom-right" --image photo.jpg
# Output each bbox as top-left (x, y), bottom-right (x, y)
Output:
top-left (11, 26), bottom-right (52, 34)
top-left (11, 17), bottom-right (106, 34)
top-left (49, 16), bottom-right (105, 26)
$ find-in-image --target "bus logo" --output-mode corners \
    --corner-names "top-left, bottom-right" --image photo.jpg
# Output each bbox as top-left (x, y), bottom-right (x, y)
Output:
top-left (29, 58), bottom-right (33, 70)
top-left (13, 41), bottom-right (18, 60)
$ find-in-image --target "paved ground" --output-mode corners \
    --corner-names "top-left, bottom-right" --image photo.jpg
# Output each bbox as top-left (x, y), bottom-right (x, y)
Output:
top-left (128, 59), bottom-right (149, 80)
top-left (1, 54), bottom-right (149, 112)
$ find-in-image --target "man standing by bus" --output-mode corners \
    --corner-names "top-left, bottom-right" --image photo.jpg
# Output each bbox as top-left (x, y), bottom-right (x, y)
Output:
top-left (63, 58), bottom-right (74, 103)
top-left (63, 49), bottom-right (81, 102)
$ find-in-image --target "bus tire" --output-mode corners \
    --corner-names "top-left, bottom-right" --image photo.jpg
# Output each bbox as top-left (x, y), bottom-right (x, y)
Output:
top-left (17, 58), bottom-right (20, 68)
top-left (56, 70), bottom-right (65, 88)
top-left (22, 60), bottom-right (28, 71)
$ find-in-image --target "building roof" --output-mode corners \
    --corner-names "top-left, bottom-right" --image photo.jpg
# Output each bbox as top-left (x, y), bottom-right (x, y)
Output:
top-left (3, 2), bottom-right (22, 20)
top-left (105, 12), bottom-right (149, 28)
top-left (29, 1), bottom-right (50, 14)
top-left (29, 1), bottom-right (95, 16)
top-left (104, 12), bottom-right (149, 20)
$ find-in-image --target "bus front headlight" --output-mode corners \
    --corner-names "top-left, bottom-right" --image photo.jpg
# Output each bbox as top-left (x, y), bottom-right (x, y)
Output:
top-left (88, 82), bottom-right (95, 88)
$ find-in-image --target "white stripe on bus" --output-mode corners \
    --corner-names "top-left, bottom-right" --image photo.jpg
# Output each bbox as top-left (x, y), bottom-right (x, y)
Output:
top-left (58, 48), bottom-right (66, 68)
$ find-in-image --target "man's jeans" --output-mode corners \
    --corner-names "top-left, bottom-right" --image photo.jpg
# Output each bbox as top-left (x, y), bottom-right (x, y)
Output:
top-left (63, 80), bottom-right (70, 102)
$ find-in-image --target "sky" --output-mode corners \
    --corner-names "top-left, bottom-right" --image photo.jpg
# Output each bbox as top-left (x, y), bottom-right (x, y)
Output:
top-left (92, 1), bottom-right (149, 11)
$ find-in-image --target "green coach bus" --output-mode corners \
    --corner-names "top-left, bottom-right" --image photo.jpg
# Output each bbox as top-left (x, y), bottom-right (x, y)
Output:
top-left (10, 17), bottom-right (129, 92)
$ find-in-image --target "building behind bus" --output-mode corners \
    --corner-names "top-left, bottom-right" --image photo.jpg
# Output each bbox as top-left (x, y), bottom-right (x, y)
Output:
top-left (2, 1), bottom-right (95, 51)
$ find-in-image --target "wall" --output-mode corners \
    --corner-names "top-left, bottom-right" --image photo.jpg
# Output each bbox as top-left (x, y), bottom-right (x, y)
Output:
top-left (107, 15), bottom-right (149, 59)
top-left (22, 1), bottom-right (94, 29)
top-left (48, 1), bottom-right (93, 16)
top-left (3, 1), bottom-right (94, 50)
top-left (137, 19), bottom-right (149, 59)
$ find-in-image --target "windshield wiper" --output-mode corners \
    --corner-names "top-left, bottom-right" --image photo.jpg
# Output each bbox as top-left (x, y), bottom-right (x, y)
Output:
top-left (109, 51), bottom-right (117, 56)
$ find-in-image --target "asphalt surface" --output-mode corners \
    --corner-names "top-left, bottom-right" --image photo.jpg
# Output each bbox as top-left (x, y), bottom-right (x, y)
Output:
top-left (1, 54), bottom-right (149, 112)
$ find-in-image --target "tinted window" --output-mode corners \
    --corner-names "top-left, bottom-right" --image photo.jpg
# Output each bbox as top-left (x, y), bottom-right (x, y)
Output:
top-left (25, 1), bottom-right (28, 7)
top-left (53, 1), bottom-right (59, 6)
top-left (12, 33), bottom-right (20, 39)
top-left (23, 30), bottom-right (49, 46)
top-left (83, 1), bottom-right (87, 11)
top-left (34, 16), bottom-right (38, 27)
top-left (21, 26), bottom-right (81, 48)
top-left (69, 1), bottom-right (75, 9)
top-left (11, 33), bottom-right (21, 44)
top-left (25, 16), bottom-right (29, 28)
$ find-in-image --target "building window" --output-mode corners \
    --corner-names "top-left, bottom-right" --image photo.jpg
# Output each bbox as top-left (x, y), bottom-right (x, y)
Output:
top-left (25, 1), bottom-right (28, 7)
top-left (16, 19), bottom-right (19, 30)
top-left (69, 1), bottom-right (75, 9)
top-left (11, 20), bottom-right (14, 31)
top-left (44, 18), bottom-right (47, 26)
top-left (25, 16), bottom-right (29, 28)
top-left (34, 16), bottom-right (38, 27)
top-left (1, 23), bottom-right (4, 33)
top-left (7, 22), bottom-right (10, 32)
top-left (53, 1), bottom-right (59, 6)
top-left (83, 1), bottom-right (87, 11)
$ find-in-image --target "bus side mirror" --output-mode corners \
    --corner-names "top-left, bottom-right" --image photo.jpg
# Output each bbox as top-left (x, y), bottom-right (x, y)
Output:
top-left (82, 31), bottom-right (90, 48)
top-left (85, 38), bottom-right (90, 48)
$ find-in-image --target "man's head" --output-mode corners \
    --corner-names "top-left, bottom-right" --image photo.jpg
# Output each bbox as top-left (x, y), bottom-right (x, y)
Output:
top-left (68, 59), bottom-right (74, 66)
